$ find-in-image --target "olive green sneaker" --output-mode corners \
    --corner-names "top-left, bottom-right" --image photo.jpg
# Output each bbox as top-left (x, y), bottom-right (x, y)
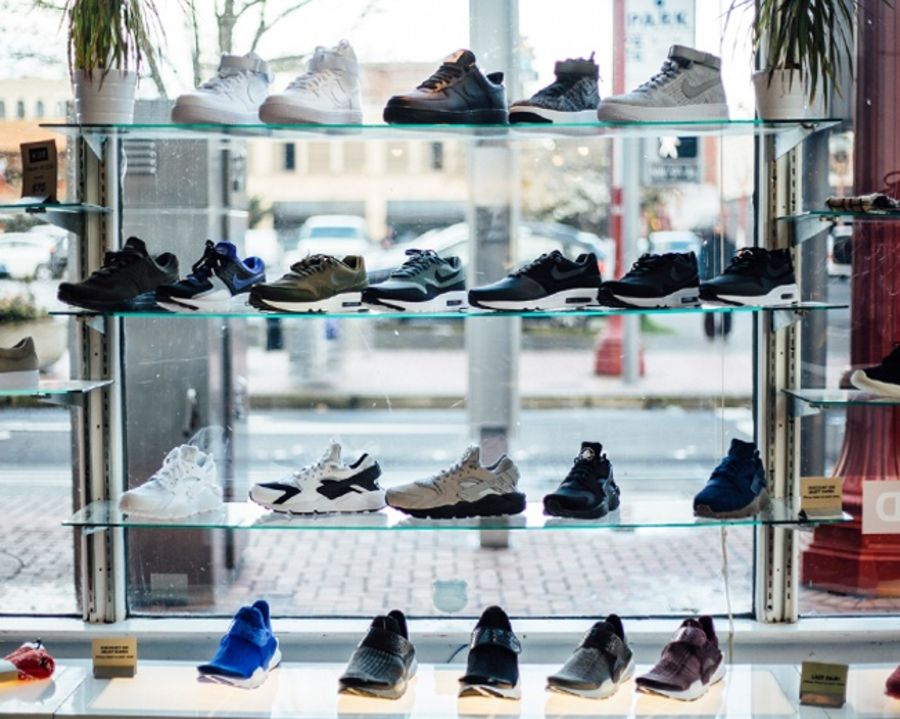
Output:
top-left (0, 336), bottom-right (39, 389)
top-left (250, 254), bottom-right (368, 313)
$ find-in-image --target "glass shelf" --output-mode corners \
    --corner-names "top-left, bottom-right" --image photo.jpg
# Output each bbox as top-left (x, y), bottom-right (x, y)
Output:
top-left (0, 201), bottom-right (108, 215)
top-left (42, 118), bottom-right (840, 143)
top-left (66, 497), bottom-right (849, 531)
top-left (50, 301), bottom-right (847, 322)
top-left (784, 388), bottom-right (900, 408)
top-left (0, 379), bottom-right (111, 398)
top-left (779, 210), bottom-right (900, 223)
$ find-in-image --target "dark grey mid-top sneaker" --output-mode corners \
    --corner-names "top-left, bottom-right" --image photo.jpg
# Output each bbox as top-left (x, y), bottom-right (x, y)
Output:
top-left (0, 336), bottom-right (39, 389)
top-left (548, 614), bottom-right (635, 699)
top-left (510, 54), bottom-right (600, 123)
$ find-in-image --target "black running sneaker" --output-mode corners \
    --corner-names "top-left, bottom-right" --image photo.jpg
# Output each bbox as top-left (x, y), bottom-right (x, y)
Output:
top-left (469, 250), bottom-right (601, 311)
top-left (543, 442), bottom-right (620, 519)
top-left (383, 49), bottom-right (508, 124)
top-left (510, 54), bottom-right (600, 124)
top-left (699, 248), bottom-right (798, 307)
top-left (851, 345), bottom-right (900, 398)
top-left (362, 249), bottom-right (467, 312)
top-left (339, 610), bottom-right (416, 699)
top-left (547, 615), bottom-right (634, 699)
top-left (598, 252), bottom-right (700, 309)
top-left (57, 236), bottom-right (179, 311)
top-left (156, 240), bottom-right (266, 312)
top-left (459, 606), bottom-right (521, 699)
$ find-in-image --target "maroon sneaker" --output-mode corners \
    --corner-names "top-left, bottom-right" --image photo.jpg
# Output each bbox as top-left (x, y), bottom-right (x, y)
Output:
top-left (636, 616), bottom-right (724, 701)
top-left (887, 665), bottom-right (900, 699)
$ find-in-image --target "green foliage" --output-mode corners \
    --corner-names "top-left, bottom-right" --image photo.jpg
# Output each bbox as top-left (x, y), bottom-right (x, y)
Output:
top-left (0, 294), bottom-right (44, 323)
top-left (65, 0), bottom-right (161, 75)
top-left (729, 0), bottom-right (893, 103)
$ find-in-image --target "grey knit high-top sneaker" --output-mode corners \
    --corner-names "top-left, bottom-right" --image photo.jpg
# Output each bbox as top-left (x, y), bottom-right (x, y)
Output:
top-left (510, 54), bottom-right (600, 123)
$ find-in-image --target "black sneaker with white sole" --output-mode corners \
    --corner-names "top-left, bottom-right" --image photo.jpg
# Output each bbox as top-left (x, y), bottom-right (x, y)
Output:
top-left (699, 248), bottom-right (798, 307)
top-left (468, 250), bottom-right (601, 311)
top-left (547, 615), bottom-right (635, 699)
top-left (851, 346), bottom-right (900, 398)
top-left (543, 442), bottom-right (620, 519)
top-left (459, 606), bottom-right (521, 699)
top-left (598, 252), bottom-right (700, 309)
top-left (362, 249), bottom-right (467, 312)
top-left (339, 610), bottom-right (417, 699)
top-left (510, 54), bottom-right (600, 124)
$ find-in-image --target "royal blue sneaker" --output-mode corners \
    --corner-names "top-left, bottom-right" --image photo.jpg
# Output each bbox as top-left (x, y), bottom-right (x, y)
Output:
top-left (694, 439), bottom-right (769, 519)
top-left (156, 240), bottom-right (265, 312)
top-left (197, 599), bottom-right (281, 688)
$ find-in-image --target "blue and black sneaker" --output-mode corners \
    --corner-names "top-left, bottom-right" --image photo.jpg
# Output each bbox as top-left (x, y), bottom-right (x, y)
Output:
top-left (156, 240), bottom-right (265, 312)
top-left (694, 439), bottom-right (768, 519)
top-left (198, 599), bottom-right (281, 688)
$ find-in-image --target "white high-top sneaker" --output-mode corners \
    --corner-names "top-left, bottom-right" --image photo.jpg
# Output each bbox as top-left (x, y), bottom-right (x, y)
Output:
top-left (118, 445), bottom-right (222, 519)
top-left (260, 40), bottom-right (362, 124)
top-left (172, 53), bottom-right (273, 124)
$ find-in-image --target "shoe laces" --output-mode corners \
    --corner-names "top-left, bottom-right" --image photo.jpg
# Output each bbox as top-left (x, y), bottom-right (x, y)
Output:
top-left (291, 448), bottom-right (335, 483)
top-left (287, 66), bottom-right (339, 92)
top-left (200, 71), bottom-right (249, 93)
top-left (564, 454), bottom-right (604, 489)
top-left (186, 241), bottom-right (225, 283)
top-left (722, 247), bottom-right (767, 275)
top-left (637, 58), bottom-right (684, 91)
top-left (154, 448), bottom-right (192, 489)
top-left (709, 455), bottom-right (747, 488)
top-left (511, 252), bottom-right (558, 277)
top-left (289, 254), bottom-right (335, 278)
top-left (622, 253), bottom-right (663, 278)
top-left (91, 248), bottom-right (142, 279)
top-left (418, 62), bottom-right (465, 90)
top-left (391, 249), bottom-right (441, 278)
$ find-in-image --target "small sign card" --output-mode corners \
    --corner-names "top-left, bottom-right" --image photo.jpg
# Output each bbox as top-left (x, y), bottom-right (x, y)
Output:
top-left (800, 661), bottom-right (848, 707)
top-left (92, 637), bottom-right (137, 678)
top-left (19, 140), bottom-right (58, 202)
top-left (863, 480), bottom-right (900, 535)
top-left (800, 476), bottom-right (843, 517)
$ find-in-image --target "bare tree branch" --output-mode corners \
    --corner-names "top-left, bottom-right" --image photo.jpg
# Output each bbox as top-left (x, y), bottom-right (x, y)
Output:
top-left (250, 0), bottom-right (315, 53)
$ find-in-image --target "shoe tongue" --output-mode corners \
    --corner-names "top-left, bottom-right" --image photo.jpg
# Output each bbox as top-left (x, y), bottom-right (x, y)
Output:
top-left (460, 445), bottom-right (481, 467)
top-left (579, 442), bottom-right (603, 462)
top-left (122, 236), bottom-right (149, 257)
top-left (729, 438), bottom-right (755, 460)
top-left (323, 442), bottom-right (342, 465)
top-left (179, 444), bottom-right (203, 463)
top-left (214, 241), bottom-right (238, 260)
top-left (674, 618), bottom-right (708, 645)
top-left (479, 605), bottom-right (511, 630)
top-left (371, 614), bottom-right (402, 636)
top-left (443, 49), bottom-right (476, 68)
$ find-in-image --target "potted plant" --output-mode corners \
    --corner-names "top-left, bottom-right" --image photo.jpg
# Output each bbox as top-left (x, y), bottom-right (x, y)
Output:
top-left (0, 293), bottom-right (66, 370)
top-left (729, 0), bottom-right (891, 120)
top-left (66, 0), bottom-right (160, 124)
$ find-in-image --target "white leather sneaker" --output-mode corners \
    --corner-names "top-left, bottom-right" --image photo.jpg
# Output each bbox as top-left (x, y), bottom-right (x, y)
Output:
top-left (260, 40), bottom-right (362, 124)
top-left (119, 445), bottom-right (222, 518)
top-left (172, 53), bottom-right (272, 124)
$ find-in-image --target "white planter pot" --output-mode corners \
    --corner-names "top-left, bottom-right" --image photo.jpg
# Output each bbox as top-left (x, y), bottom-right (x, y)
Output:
top-left (73, 69), bottom-right (137, 124)
top-left (753, 69), bottom-right (827, 121)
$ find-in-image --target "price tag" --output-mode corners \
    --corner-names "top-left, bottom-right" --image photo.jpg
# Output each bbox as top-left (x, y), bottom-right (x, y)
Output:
top-left (800, 476), bottom-right (843, 517)
top-left (19, 140), bottom-right (57, 202)
top-left (92, 637), bottom-right (137, 678)
top-left (800, 661), bottom-right (848, 707)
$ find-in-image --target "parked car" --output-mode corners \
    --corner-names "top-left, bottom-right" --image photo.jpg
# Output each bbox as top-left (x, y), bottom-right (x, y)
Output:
top-left (0, 233), bottom-right (53, 279)
top-left (285, 215), bottom-right (372, 266)
top-left (828, 224), bottom-right (852, 278)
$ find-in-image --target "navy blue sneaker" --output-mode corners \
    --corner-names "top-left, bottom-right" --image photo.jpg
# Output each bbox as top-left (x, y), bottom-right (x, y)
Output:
top-left (198, 599), bottom-right (281, 688)
top-left (156, 240), bottom-right (265, 312)
top-left (694, 439), bottom-right (768, 519)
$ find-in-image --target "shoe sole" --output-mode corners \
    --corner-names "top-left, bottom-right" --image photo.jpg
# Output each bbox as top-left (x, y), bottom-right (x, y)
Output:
top-left (509, 108), bottom-right (598, 124)
top-left (601, 286), bottom-right (700, 310)
top-left (383, 107), bottom-right (508, 124)
top-left (200, 645), bottom-right (282, 689)
top-left (636, 661), bottom-right (725, 701)
top-left (694, 488), bottom-right (770, 519)
top-left (363, 290), bottom-right (468, 313)
top-left (469, 287), bottom-right (600, 312)
top-left (0, 369), bottom-right (39, 390)
top-left (156, 290), bottom-right (254, 313)
top-left (597, 103), bottom-right (730, 122)
top-left (700, 283), bottom-right (799, 307)
top-left (339, 658), bottom-right (417, 699)
top-left (850, 370), bottom-right (900, 398)
top-left (390, 492), bottom-right (526, 519)
top-left (547, 658), bottom-right (635, 699)
top-left (250, 292), bottom-right (368, 313)
top-left (171, 105), bottom-right (261, 125)
top-left (459, 681), bottom-right (521, 700)
top-left (250, 489), bottom-right (387, 515)
top-left (57, 287), bottom-right (131, 312)
top-left (260, 102), bottom-right (362, 125)
top-left (118, 492), bottom-right (224, 519)
top-left (543, 490), bottom-right (620, 519)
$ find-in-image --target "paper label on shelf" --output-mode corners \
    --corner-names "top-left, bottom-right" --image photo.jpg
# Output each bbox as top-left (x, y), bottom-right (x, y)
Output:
top-left (20, 139), bottom-right (57, 202)
top-left (799, 661), bottom-right (848, 707)
top-left (800, 476), bottom-right (843, 516)
top-left (862, 480), bottom-right (900, 534)
top-left (92, 637), bottom-right (137, 678)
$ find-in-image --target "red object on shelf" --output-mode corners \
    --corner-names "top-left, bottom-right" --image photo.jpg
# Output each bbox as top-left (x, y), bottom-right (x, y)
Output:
top-left (801, 2), bottom-right (900, 596)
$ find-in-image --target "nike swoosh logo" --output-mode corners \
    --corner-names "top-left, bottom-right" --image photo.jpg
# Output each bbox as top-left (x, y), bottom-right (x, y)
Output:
top-left (551, 266), bottom-right (587, 281)
top-left (682, 77), bottom-right (721, 99)
top-left (434, 268), bottom-right (460, 283)
top-left (231, 273), bottom-right (261, 291)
